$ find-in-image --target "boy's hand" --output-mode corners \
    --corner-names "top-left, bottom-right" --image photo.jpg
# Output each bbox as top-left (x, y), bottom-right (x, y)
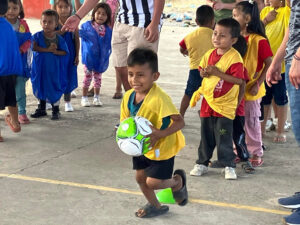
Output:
top-left (200, 68), bottom-right (208, 78)
top-left (249, 82), bottom-right (259, 96)
top-left (265, 10), bottom-right (277, 24)
top-left (74, 56), bottom-right (79, 65)
top-left (145, 126), bottom-right (163, 149)
top-left (48, 43), bottom-right (57, 53)
top-left (205, 65), bottom-right (220, 76)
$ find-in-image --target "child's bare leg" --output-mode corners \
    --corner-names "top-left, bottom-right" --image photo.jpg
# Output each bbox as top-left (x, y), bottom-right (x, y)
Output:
top-left (7, 106), bottom-right (20, 128)
top-left (115, 69), bottom-right (122, 94)
top-left (276, 104), bottom-right (287, 139)
top-left (82, 87), bottom-right (88, 97)
top-left (261, 104), bottom-right (271, 135)
top-left (272, 99), bottom-right (278, 118)
top-left (136, 170), bottom-right (161, 210)
top-left (180, 94), bottom-right (191, 117)
top-left (94, 87), bottom-right (100, 96)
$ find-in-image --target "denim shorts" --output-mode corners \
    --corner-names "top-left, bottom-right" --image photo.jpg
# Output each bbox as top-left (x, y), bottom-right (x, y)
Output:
top-left (185, 69), bottom-right (203, 97)
top-left (262, 73), bottom-right (288, 106)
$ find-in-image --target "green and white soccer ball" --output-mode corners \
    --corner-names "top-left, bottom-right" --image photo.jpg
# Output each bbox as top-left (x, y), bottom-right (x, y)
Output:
top-left (116, 116), bottom-right (153, 156)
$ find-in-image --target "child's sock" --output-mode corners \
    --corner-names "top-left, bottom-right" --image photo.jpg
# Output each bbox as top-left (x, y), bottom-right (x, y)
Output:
top-left (94, 95), bottom-right (99, 99)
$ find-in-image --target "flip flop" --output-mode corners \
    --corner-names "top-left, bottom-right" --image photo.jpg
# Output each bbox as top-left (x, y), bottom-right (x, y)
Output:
top-left (135, 203), bottom-right (169, 218)
top-left (273, 134), bottom-right (287, 143)
top-left (5, 115), bottom-right (21, 133)
top-left (112, 92), bottom-right (123, 99)
top-left (241, 161), bottom-right (255, 174)
top-left (172, 169), bottom-right (188, 206)
top-left (249, 157), bottom-right (264, 167)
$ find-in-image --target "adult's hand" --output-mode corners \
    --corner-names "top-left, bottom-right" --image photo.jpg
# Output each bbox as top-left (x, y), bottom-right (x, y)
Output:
top-left (266, 61), bottom-right (282, 87)
top-left (144, 22), bottom-right (159, 43)
top-left (61, 15), bottom-right (80, 32)
top-left (289, 57), bottom-right (300, 89)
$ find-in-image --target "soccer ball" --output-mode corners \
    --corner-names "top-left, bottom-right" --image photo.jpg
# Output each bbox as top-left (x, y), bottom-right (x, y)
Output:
top-left (116, 116), bottom-right (152, 156)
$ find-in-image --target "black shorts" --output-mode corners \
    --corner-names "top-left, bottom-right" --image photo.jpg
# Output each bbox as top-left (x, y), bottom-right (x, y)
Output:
top-left (185, 69), bottom-right (203, 97)
top-left (132, 155), bottom-right (175, 180)
top-left (0, 75), bottom-right (17, 110)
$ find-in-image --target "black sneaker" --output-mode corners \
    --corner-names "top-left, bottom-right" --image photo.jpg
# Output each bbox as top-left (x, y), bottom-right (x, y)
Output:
top-left (51, 111), bottom-right (60, 120)
top-left (30, 109), bottom-right (47, 118)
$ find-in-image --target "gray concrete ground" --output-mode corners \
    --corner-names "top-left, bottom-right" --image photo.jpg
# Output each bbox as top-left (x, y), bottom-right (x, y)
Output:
top-left (0, 19), bottom-right (299, 225)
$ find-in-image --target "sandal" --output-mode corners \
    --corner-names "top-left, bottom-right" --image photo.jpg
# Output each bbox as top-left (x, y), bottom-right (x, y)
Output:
top-left (135, 203), bottom-right (169, 218)
top-left (273, 134), bottom-right (287, 143)
top-left (112, 92), bottom-right (123, 99)
top-left (5, 115), bottom-right (21, 133)
top-left (241, 161), bottom-right (255, 174)
top-left (249, 157), bottom-right (264, 167)
top-left (172, 169), bottom-right (188, 206)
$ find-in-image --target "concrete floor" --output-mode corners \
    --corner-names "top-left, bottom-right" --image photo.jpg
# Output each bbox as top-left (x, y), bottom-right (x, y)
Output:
top-left (0, 19), bottom-right (299, 225)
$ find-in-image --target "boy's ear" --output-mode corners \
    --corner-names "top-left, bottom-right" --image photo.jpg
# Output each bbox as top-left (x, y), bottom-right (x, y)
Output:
top-left (232, 37), bottom-right (238, 45)
top-left (153, 72), bottom-right (160, 81)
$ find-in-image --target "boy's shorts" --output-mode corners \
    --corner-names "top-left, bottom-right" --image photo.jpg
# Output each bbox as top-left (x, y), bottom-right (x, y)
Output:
top-left (112, 22), bottom-right (159, 67)
top-left (185, 69), bottom-right (203, 97)
top-left (262, 73), bottom-right (288, 106)
top-left (0, 75), bottom-right (17, 110)
top-left (132, 155), bottom-right (175, 180)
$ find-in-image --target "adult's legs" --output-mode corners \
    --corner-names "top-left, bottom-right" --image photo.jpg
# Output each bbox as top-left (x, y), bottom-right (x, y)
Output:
top-left (115, 66), bottom-right (130, 91)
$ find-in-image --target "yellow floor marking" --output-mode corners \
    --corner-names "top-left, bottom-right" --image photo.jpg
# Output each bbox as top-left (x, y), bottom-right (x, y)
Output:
top-left (0, 173), bottom-right (290, 216)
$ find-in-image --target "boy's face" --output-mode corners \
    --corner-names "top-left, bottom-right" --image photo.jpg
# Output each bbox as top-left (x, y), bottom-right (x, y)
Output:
top-left (128, 63), bottom-right (159, 95)
top-left (212, 24), bottom-right (237, 51)
top-left (40, 15), bottom-right (57, 34)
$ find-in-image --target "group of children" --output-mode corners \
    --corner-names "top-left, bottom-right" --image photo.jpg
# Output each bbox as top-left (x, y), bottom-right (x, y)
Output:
top-left (0, 0), bottom-right (294, 219)
top-left (1, 0), bottom-right (114, 127)
top-left (179, 1), bottom-right (290, 180)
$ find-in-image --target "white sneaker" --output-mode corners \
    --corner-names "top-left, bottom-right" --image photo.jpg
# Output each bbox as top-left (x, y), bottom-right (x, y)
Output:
top-left (46, 103), bottom-right (52, 110)
top-left (190, 164), bottom-right (208, 176)
top-left (71, 91), bottom-right (77, 98)
top-left (284, 121), bottom-right (291, 131)
top-left (266, 119), bottom-right (275, 132)
top-left (93, 96), bottom-right (103, 106)
top-left (225, 167), bottom-right (237, 180)
top-left (81, 97), bottom-right (90, 107)
top-left (65, 102), bottom-right (74, 112)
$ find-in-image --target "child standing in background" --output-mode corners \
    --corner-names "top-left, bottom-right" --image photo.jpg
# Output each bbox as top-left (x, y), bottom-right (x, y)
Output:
top-left (233, 1), bottom-right (273, 167)
top-left (189, 18), bottom-right (244, 180)
top-left (5, 0), bottom-right (31, 124)
top-left (179, 5), bottom-right (215, 117)
top-left (80, 3), bottom-right (112, 107)
top-left (0, 0), bottom-right (22, 141)
top-left (30, 9), bottom-right (69, 120)
top-left (54, 0), bottom-right (79, 112)
top-left (260, 0), bottom-right (290, 143)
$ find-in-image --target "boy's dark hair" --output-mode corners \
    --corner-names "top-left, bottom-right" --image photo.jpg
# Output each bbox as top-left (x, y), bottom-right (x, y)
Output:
top-left (42, 9), bottom-right (59, 24)
top-left (235, 1), bottom-right (267, 38)
top-left (8, 0), bottom-right (24, 19)
top-left (233, 35), bottom-right (247, 57)
top-left (127, 48), bottom-right (158, 73)
top-left (91, 2), bottom-right (111, 26)
top-left (54, 0), bottom-right (72, 17)
top-left (0, 0), bottom-right (8, 15)
top-left (196, 5), bottom-right (214, 26)
top-left (217, 18), bottom-right (241, 38)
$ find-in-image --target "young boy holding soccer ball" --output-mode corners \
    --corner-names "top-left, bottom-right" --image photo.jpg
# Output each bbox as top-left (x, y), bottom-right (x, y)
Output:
top-left (120, 48), bottom-right (188, 218)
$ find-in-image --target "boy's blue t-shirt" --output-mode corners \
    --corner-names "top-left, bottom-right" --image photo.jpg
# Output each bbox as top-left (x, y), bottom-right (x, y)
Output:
top-left (0, 17), bottom-right (22, 76)
top-left (128, 91), bottom-right (171, 130)
top-left (49, 0), bottom-right (84, 14)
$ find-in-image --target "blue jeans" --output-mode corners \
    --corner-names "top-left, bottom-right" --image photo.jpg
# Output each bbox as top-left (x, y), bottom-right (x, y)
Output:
top-left (285, 63), bottom-right (300, 146)
top-left (15, 76), bottom-right (28, 115)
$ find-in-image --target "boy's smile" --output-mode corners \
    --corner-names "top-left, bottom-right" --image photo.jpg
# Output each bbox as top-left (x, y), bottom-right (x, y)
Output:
top-left (128, 64), bottom-right (159, 96)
